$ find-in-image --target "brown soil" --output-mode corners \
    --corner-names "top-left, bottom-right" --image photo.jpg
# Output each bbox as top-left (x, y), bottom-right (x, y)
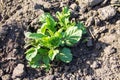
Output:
top-left (0, 0), bottom-right (120, 80)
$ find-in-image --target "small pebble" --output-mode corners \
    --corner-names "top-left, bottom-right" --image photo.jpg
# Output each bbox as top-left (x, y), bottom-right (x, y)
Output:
top-left (12, 64), bottom-right (25, 79)
top-left (70, 3), bottom-right (78, 11)
top-left (91, 61), bottom-right (101, 69)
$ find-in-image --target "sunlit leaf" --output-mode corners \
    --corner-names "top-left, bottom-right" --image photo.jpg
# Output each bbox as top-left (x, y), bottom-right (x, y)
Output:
top-left (64, 27), bottom-right (82, 46)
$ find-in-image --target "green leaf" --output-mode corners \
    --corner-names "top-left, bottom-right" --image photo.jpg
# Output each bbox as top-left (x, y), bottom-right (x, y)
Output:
top-left (48, 49), bottom-right (59, 60)
top-left (46, 15), bottom-right (56, 32)
top-left (25, 39), bottom-right (40, 48)
top-left (49, 36), bottom-right (61, 48)
top-left (25, 48), bottom-right (37, 61)
top-left (38, 48), bottom-right (49, 55)
top-left (64, 27), bottom-right (82, 46)
top-left (37, 23), bottom-right (47, 34)
top-left (39, 13), bottom-right (56, 34)
top-left (64, 18), bottom-right (69, 26)
top-left (42, 56), bottom-right (50, 65)
top-left (25, 32), bottom-right (47, 39)
top-left (59, 48), bottom-right (72, 63)
top-left (76, 22), bottom-right (86, 34)
top-left (62, 7), bottom-right (70, 16)
top-left (29, 53), bottom-right (42, 68)
top-left (56, 7), bottom-right (70, 28)
top-left (29, 62), bottom-right (39, 68)
top-left (40, 36), bottom-right (61, 48)
top-left (39, 37), bottom-right (51, 48)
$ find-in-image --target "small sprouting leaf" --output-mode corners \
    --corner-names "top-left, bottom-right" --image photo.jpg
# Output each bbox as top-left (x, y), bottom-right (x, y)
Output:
top-left (62, 7), bottom-right (70, 16)
top-left (39, 13), bottom-right (56, 34)
top-left (46, 15), bottom-right (56, 32)
top-left (56, 7), bottom-right (70, 28)
top-left (64, 26), bottom-right (82, 46)
top-left (25, 48), bottom-right (37, 61)
top-left (64, 18), bottom-right (69, 26)
top-left (25, 32), bottom-right (47, 39)
top-left (59, 47), bottom-right (72, 63)
top-left (48, 49), bottom-right (59, 61)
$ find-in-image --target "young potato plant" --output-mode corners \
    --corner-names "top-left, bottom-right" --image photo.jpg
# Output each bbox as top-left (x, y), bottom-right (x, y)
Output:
top-left (25, 7), bottom-right (86, 69)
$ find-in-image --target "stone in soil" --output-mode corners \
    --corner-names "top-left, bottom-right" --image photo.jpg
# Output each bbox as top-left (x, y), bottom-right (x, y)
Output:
top-left (43, 2), bottom-right (51, 11)
top-left (117, 7), bottom-right (120, 12)
top-left (116, 20), bottom-right (120, 25)
top-left (2, 74), bottom-right (11, 80)
top-left (14, 78), bottom-right (21, 80)
top-left (43, 75), bottom-right (55, 80)
top-left (85, 75), bottom-right (93, 80)
top-left (70, 3), bottom-right (78, 11)
top-left (79, 6), bottom-right (87, 13)
top-left (90, 61), bottom-right (101, 69)
top-left (98, 6), bottom-right (116, 20)
top-left (12, 63), bottom-right (25, 79)
top-left (77, 0), bottom-right (104, 7)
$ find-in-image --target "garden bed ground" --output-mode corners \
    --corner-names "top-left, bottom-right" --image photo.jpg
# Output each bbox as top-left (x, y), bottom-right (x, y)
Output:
top-left (0, 0), bottom-right (120, 80)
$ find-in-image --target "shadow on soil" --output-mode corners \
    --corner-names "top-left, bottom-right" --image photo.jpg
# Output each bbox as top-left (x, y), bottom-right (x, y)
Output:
top-left (0, 21), bottom-right (25, 76)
